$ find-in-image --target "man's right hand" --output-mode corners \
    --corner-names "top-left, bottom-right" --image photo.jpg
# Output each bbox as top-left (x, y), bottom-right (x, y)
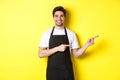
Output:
top-left (56, 44), bottom-right (70, 52)
top-left (39, 44), bottom-right (70, 58)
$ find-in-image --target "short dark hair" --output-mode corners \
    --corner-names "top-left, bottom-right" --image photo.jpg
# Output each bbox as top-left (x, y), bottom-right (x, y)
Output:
top-left (52, 6), bottom-right (66, 17)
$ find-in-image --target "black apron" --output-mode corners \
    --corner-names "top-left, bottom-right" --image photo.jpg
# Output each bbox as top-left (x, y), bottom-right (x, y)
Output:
top-left (47, 27), bottom-right (74, 80)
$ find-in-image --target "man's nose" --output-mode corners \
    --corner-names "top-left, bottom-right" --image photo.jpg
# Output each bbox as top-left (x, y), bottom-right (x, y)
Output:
top-left (57, 17), bottom-right (61, 20)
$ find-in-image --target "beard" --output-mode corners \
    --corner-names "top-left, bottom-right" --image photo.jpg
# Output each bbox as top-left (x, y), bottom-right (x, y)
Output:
top-left (55, 21), bottom-right (64, 27)
top-left (55, 23), bottom-right (63, 27)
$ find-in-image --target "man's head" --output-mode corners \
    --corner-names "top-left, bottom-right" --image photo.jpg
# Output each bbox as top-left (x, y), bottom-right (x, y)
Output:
top-left (52, 6), bottom-right (66, 27)
top-left (52, 6), bottom-right (66, 17)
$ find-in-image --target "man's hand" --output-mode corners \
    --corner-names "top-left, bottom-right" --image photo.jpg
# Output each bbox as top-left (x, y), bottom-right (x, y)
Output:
top-left (86, 35), bottom-right (99, 46)
top-left (57, 44), bottom-right (70, 52)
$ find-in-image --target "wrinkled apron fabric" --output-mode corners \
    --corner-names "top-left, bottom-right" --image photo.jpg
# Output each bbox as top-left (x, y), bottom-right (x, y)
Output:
top-left (47, 27), bottom-right (74, 80)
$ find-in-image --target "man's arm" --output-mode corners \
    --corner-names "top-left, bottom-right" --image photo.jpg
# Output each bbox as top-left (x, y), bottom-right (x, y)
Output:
top-left (72, 43), bottom-right (89, 58)
top-left (38, 47), bottom-right (58, 58)
top-left (38, 44), bottom-right (70, 58)
top-left (72, 35), bottom-right (99, 58)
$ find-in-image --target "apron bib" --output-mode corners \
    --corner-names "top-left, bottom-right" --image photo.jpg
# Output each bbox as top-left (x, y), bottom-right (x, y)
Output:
top-left (47, 27), bottom-right (74, 80)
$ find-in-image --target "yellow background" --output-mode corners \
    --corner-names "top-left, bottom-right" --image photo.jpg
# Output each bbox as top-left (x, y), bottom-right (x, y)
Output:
top-left (0, 0), bottom-right (120, 80)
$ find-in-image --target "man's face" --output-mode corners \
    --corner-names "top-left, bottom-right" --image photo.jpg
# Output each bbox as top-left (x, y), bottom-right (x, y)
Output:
top-left (53, 11), bottom-right (65, 27)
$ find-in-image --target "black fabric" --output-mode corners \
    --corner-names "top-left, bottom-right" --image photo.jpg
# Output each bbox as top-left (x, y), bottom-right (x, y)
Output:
top-left (47, 27), bottom-right (74, 80)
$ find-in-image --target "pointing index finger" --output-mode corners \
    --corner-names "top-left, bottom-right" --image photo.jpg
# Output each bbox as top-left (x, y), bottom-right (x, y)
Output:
top-left (65, 44), bottom-right (70, 47)
top-left (93, 35), bottom-right (99, 39)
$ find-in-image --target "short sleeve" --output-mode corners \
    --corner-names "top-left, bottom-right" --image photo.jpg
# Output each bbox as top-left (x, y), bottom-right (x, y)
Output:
top-left (39, 32), bottom-right (50, 48)
top-left (71, 33), bottom-right (80, 49)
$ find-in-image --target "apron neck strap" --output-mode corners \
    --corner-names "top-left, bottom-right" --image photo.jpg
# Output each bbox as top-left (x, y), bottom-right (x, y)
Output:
top-left (50, 27), bottom-right (68, 36)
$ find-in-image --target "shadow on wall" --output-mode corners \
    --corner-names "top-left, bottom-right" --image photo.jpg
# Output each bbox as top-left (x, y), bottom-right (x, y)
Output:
top-left (64, 7), bottom-right (72, 28)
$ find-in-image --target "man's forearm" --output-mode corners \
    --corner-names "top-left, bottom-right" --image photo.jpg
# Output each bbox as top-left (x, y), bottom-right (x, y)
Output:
top-left (39, 47), bottom-right (58, 58)
top-left (73, 44), bottom-right (89, 58)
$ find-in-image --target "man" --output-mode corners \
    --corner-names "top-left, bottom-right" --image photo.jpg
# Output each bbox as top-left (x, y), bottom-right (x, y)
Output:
top-left (38, 6), bottom-right (98, 80)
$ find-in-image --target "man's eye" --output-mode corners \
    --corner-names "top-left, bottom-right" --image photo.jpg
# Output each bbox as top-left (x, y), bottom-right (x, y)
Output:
top-left (55, 15), bottom-right (58, 17)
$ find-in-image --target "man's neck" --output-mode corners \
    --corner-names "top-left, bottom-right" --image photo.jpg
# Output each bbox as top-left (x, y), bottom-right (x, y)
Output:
top-left (54, 25), bottom-right (64, 30)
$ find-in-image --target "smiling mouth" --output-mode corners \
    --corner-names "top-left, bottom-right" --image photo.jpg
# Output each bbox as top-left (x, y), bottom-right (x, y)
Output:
top-left (57, 20), bottom-right (62, 22)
